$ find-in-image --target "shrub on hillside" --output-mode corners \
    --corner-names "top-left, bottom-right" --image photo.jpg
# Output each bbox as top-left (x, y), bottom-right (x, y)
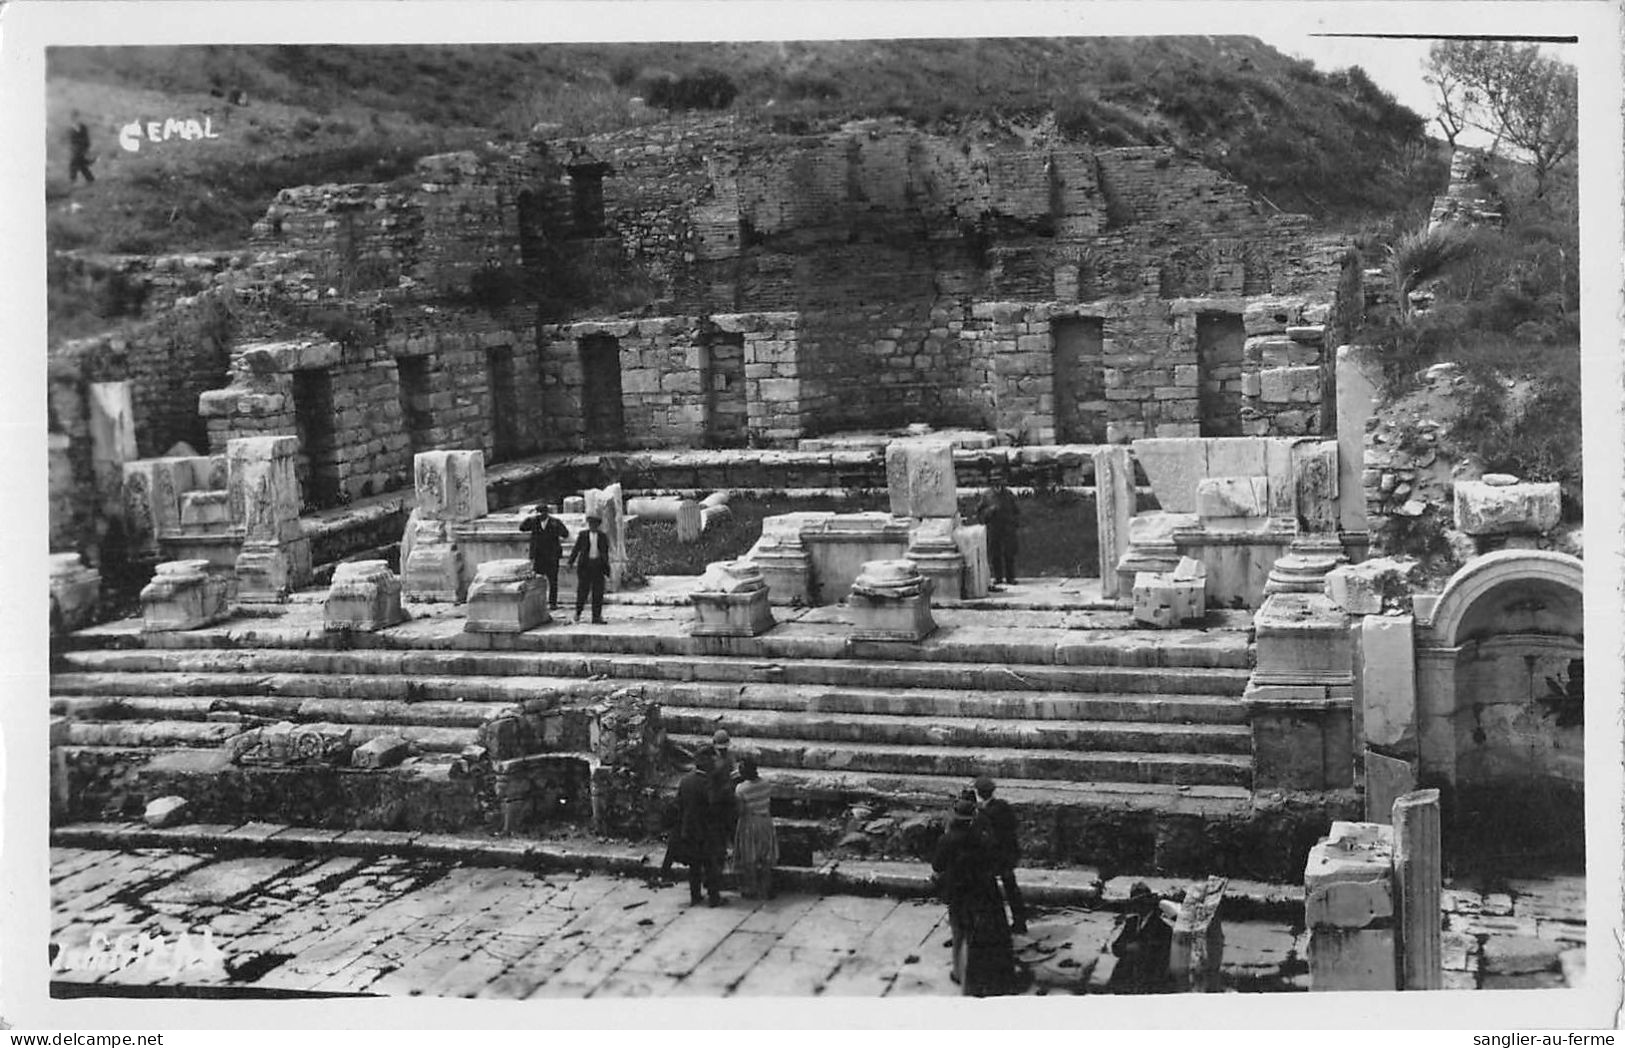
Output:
top-left (644, 68), bottom-right (737, 111)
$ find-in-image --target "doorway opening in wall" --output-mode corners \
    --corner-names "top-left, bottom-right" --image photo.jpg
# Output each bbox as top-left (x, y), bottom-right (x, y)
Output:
top-left (1052, 315), bottom-right (1107, 443)
top-left (704, 331), bottom-right (748, 448)
top-left (578, 333), bottom-right (625, 449)
top-left (488, 346), bottom-right (522, 462)
top-left (291, 369), bottom-right (342, 511)
top-left (396, 354), bottom-right (435, 456)
top-left (1196, 311), bottom-right (1245, 437)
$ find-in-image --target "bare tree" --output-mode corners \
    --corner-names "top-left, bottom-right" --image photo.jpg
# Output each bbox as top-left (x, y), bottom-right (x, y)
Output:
top-left (1425, 40), bottom-right (1578, 197)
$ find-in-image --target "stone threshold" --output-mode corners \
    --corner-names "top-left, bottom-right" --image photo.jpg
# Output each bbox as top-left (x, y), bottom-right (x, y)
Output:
top-left (49, 820), bottom-right (1304, 918)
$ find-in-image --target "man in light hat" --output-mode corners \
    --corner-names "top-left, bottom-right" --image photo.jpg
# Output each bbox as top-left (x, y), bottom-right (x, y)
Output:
top-left (567, 512), bottom-right (612, 624)
top-left (972, 775), bottom-right (1027, 933)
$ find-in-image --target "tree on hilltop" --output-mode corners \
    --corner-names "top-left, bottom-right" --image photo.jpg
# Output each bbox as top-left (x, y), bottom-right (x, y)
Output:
top-left (1424, 40), bottom-right (1577, 197)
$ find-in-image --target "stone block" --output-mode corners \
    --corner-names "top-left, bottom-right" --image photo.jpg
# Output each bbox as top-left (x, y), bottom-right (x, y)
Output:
top-left (953, 524), bottom-right (990, 599)
top-left (1309, 926), bottom-right (1397, 990)
top-left (1363, 751), bottom-right (1417, 823)
top-left (1254, 593), bottom-right (1353, 683)
top-left (1260, 366), bottom-right (1321, 403)
top-left (140, 560), bottom-right (229, 632)
top-left (325, 560), bottom-right (408, 632)
top-left (1196, 476), bottom-right (1268, 518)
top-left (583, 483), bottom-right (627, 591)
top-left (1481, 936), bottom-right (1562, 976)
top-left (1249, 689), bottom-right (1355, 790)
top-left (230, 721), bottom-right (354, 766)
top-left (1360, 615), bottom-right (1416, 750)
top-left (885, 439), bottom-right (958, 518)
top-left (1453, 480), bottom-right (1562, 536)
top-left (1132, 438), bottom-right (1207, 513)
top-left (1291, 440), bottom-right (1340, 533)
top-left (465, 559), bottom-right (551, 633)
top-left (905, 517), bottom-right (966, 602)
top-left (414, 449), bottom-right (488, 523)
top-left (226, 436), bottom-right (303, 544)
top-left (690, 561), bottom-right (776, 636)
top-left (1132, 564), bottom-right (1206, 628)
top-left (236, 537), bottom-right (313, 603)
top-left (144, 795), bottom-right (190, 828)
top-left (847, 560), bottom-right (936, 642)
top-left (352, 735), bottom-right (411, 770)
top-left (50, 553), bottom-right (102, 634)
top-left (1092, 446), bottom-right (1136, 598)
top-left (1206, 437), bottom-right (1265, 476)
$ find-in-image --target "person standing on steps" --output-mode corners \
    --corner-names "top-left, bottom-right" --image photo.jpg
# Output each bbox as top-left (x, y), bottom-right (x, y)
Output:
top-left (976, 468), bottom-right (1020, 589)
top-left (931, 797), bottom-right (1028, 996)
top-left (671, 748), bottom-right (725, 907)
top-left (518, 503), bottom-right (569, 610)
top-left (67, 112), bottom-right (95, 184)
top-left (567, 513), bottom-right (611, 623)
top-left (972, 776), bottom-right (1028, 934)
top-left (731, 757), bottom-right (778, 900)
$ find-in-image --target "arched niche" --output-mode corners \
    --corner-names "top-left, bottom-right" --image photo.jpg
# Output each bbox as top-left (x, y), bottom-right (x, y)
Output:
top-left (1415, 550), bottom-right (1585, 862)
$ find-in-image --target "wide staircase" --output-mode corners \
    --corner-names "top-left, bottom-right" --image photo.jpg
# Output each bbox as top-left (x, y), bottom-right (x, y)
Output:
top-left (49, 587), bottom-right (1345, 879)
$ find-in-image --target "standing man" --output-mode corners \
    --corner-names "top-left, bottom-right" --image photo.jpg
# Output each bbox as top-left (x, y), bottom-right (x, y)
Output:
top-left (567, 513), bottom-right (611, 624)
top-left (972, 776), bottom-right (1028, 934)
top-left (931, 797), bottom-right (1024, 995)
top-left (518, 503), bottom-right (569, 610)
top-left (673, 748), bottom-right (725, 907)
top-left (976, 469), bottom-right (1019, 589)
top-left (67, 112), bottom-right (95, 184)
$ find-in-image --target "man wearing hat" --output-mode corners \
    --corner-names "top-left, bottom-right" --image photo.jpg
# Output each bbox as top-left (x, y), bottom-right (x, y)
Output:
top-left (567, 512), bottom-right (613, 624)
top-left (518, 503), bottom-right (570, 609)
top-left (708, 729), bottom-right (739, 857)
top-left (932, 796), bottom-right (1022, 995)
top-left (671, 747), bottom-right (726, 906)
top-left (972, 776), bottom-right (1027, 933)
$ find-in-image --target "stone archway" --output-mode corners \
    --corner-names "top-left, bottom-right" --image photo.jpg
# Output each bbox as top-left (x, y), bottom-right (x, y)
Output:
top-left (1414, 551), bottom-right (1585, 862)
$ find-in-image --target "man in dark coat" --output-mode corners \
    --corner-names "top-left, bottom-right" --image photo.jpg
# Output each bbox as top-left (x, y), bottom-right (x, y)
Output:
top-left (567, 513), bottom-right (611, 624)
top-left (671, 748), bottom-right (726, 907)
top-left (972, 776), bottom-right (1027, 933)
top-left (932, 797), bottom-right (1026, 996)
top-left (976, 471), bottom-right (1019, 587)
top-left (67, 113), bottom-right (95, 184)
top-left (518, 503), bottom-right (569, 609)
top-left (1108, 881), bottom-right (1174, 992)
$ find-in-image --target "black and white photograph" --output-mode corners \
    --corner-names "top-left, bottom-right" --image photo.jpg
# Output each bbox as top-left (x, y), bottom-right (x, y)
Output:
top-left (4, 0), bottom-right (1622, 1031)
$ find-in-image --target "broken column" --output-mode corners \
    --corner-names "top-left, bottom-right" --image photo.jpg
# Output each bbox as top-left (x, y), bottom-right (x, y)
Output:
top-left (324, 560), bottom-right (407, 632)
top-left (954, 523), bottom-right (991, 599)
top-left (847, 559), bottom-right (936, 642)
top-left (1265, 440), bottom-right (1347, 596)
top-left (626, 495), bottom-right (703, 543)
top-left (907, 517), bottom-right (967, 601)
top-left (403, 449), bottom-right (487, 602)
top-left (1093, 446), bottom-right (1136, 599)
top-left (1115, 512), bottom-right (1194, 599)
top-left (140, 559), bottom-right (229, 632)
top-left (1392, 788), bottom-right (1443, 990)
top-left (228, 435), bottom-right (311, 601)
top-left (1305, 821), bottom-right (1397, 991)
top-left (465, 559), bottom-right (551, 633)
top-left (689, 560), bottom-right (776, 637)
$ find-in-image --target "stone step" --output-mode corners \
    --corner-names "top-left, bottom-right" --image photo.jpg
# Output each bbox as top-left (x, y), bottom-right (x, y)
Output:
top-left (65, 616), bottom-right (1252, 670)
top-left (668, 734), bottom-right (1252, 788)
top-left (52, 653), bottom-right (1251, 697)
top-left (662, 707), bottom-right (1252, 755)
top-left (51, 695), bottom-right (510, 730)
top-left (59, 719), bottom-right (476, 753)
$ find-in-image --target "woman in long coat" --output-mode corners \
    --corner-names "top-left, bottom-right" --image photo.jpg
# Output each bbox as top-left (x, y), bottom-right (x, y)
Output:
top-left (731, 757), bottom-right (778, 899)
top-left (932, 797), bottom-right (1023, 996)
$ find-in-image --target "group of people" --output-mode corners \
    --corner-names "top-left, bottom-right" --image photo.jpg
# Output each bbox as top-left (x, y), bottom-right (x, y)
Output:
top-left (660, 730), bottom-right (779, 907)
top-left (518, 503), bottom-right (613, 624)
top-left (930, 776), bottom-right (1033, 996)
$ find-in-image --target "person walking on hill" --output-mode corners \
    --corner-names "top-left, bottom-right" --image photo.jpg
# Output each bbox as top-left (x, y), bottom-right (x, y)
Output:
top-left (67, 112), bottom-right (95, 184)
top-left (567, 513), bottom-right (611, 623)
top-left (731, 756), bottom-right (778, 900)
top-left (518, 503), bottom-right (569, 609)
top-left (976, 470), bottom-right (1020, 588)
top-left (972, 776), bottom-right (1028, 934)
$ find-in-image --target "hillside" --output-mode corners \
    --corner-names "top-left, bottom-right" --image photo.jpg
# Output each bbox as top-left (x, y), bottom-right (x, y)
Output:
top-left (46, 37), bottom-right (1445, 263)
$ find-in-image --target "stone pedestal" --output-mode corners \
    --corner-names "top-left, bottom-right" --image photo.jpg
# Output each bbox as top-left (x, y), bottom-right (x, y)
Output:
top-left (324, 560), bottom-right (407, 632)
top-left (690, 561), bottom-right (776, 637)
top-left (228, 436), bottom-right (311, 602)
top-left (906, 517), bottom-right (966, 601)
top-left (123, 454), bottom-right (222, 557)
top-left (49, 553), bottom-right (102, 634)
top-left (953, 523), bottom-right (991, 599)
top-left (1306, 821), bottom-right (1398, 992)
top-left (465, 559), bottom-right (551, 633)
top-left (1115, 512), bottom-right (1195, 599)
top-left (1093, 446), bottom-right (1136, 598)
top-left (801, 513), bottom-right (912, 605)
top-left (141, 559), bottom-right (229, 632)
top-left (885, 438), bottom-right (958, 518)
top-left (1393, 789), bottom-right (1443, 991)
top-left (1132, 558), bottom-right (1207, 628)
top-left (403, 450), bottom-right (486, 602)
top-left (1265, 534), bottom-right (1349, 597)
top-left (743, 512), bottom-right (830, 605)
top-left (1254, 592), bottom-right (1354, 684)
top-left (847, 560), bottom-right (936, 642)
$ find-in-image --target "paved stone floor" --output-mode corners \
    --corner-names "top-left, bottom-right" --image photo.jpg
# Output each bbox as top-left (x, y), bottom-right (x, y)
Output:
top-left (50, 847), bottom-right (1305, 998)
top-left (48, 847), bottom-right (1585, 998)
